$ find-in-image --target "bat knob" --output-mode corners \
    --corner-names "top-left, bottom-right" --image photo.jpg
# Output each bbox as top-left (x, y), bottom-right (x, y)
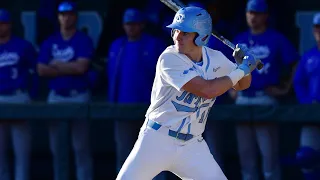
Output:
top-left (257, 62), bottom-right (264, 70)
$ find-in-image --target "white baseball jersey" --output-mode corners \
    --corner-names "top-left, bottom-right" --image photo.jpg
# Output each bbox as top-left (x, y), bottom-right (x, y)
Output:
top-left (145, 45), bottom-right (237, 136)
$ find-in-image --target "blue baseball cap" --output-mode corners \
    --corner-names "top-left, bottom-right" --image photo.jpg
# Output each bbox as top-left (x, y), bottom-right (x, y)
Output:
top-left (0, 9), bottom-right (10, 23)
top-left (123, 8), bottom-right (144, 24)
top-left (246, 0), bottom-right (268, 13)
top-left (313, 13), bottom-right (320, 25)
top-left (58, 1), bottom-right (77, 13)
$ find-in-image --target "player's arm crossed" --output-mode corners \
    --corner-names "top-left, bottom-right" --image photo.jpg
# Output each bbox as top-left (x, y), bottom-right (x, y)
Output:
top-left (49, 58), bottom-right (90, 75)
top-left (50, 36), bottom-right (93, 75)
top-left (37, 41), bottom-right (62, 77)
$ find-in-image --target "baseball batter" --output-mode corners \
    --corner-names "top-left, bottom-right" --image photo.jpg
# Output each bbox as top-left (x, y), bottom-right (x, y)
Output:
top-left (116, 7), bottom-right (260, 180)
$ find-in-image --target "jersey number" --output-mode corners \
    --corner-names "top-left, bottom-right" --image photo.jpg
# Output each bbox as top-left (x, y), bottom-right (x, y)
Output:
top-left (11, 68), bottom-right (18, 79)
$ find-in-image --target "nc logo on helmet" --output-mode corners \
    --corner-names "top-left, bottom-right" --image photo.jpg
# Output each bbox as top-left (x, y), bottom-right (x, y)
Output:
top-left (175, 13), bottom-right (185, 23)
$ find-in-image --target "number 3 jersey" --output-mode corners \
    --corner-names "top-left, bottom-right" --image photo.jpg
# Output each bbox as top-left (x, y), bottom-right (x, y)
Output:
top-left (145, 45), bottom-right (236, 136)
top-left (0, 36), bottom-right (36, 91)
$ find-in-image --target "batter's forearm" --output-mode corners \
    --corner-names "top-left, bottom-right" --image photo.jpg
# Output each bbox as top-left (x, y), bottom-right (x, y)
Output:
top-left (234, 74), bottom-right (252, 91)
top-left (207, 76), bottom-right (235, 98)
top-left (182, 69), bottom-right (245, 99)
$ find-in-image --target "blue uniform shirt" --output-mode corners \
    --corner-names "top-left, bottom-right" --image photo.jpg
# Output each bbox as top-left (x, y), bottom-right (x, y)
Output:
top-left (0, 36), bottom-right (37, 95)
top-left (37, 31), bottom-right (94, 91)
top-left (107, 33), bottom-right (166, 103)
top-left (294, 47), bottom-right (320, 104)
top-left (233, 29), bottom-right (299, 91)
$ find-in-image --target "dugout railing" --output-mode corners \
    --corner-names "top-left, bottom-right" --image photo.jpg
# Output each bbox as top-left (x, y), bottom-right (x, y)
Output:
top-left (0, 103), bottom-right (318, 180)
top-left (1, 103), bottom-right (318, 122)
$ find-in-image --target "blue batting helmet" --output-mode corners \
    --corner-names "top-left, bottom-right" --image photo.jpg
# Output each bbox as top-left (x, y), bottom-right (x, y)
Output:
top-left (166, 6), bottom-right (212, 46)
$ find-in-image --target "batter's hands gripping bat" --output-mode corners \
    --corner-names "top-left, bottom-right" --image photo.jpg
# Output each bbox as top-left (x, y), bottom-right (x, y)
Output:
top-left (160, 0), bottom-right (264, 70)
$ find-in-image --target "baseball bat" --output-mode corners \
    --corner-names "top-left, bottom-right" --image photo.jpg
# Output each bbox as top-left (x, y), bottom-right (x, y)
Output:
top-left (160, 0), bottom-right (264, 70)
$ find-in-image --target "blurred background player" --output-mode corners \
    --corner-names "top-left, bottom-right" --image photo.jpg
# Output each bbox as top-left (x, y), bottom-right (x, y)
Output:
top-left (106, 7), bottom-right (166, 180)
top-left (0, 9), bottom-right (38, 180)
top-left (230, 0), bottom-right (299, 179)
top-left (37, 2), bottom-right (94, 180)
top-left (293, 12), bottom-right (320, 180)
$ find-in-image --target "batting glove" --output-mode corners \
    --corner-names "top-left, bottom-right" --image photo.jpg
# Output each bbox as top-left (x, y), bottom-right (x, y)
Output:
top-left (232, 44), bottom-right (250, 65)
top-left (237, 54), bottom-right (258, 76)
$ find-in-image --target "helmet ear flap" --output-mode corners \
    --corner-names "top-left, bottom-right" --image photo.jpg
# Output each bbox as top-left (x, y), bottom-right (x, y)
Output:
top-left (195, 34), bottom-right (210, 46)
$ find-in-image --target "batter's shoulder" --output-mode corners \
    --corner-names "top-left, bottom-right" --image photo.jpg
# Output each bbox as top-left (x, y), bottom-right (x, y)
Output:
top-left (204, 46), bottom-right (225, 58)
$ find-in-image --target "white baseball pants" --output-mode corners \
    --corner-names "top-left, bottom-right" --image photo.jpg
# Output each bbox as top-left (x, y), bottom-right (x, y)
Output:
top-left (116, 121), bottom-right (227, 180)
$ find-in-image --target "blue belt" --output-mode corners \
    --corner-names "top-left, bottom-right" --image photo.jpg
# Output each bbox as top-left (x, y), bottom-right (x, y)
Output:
top-left (147, 119), bottom-right (194, 141)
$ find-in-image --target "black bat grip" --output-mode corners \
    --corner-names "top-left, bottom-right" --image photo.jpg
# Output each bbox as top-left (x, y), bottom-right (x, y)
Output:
top-left (257, 60), bottom-right (264, 70)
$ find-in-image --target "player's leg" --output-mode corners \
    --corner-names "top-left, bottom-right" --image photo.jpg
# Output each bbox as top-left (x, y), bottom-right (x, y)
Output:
top-left (5, 91), bottom-right (32, 180)
top-left (116, 126), bottom-right (174, 180)
top-left (48, 121), bottom-right (70, 180)
top-left (0, 123), bottom-right (10, 180)
top-left (170, 137), bottom-right (227, 180)
top-left (68, 92), bottom-right (93, 180)
top-left (11, 121), bottom-right (31, 180)
top-left (255, 124), bottom-right (281, 180)
top-left (47, 91), bottom-right (70, 180)
top-left (236, 124), bottom-right (259, 180)
top-left (115, 121), bottom-right (169, 180)
top-left (71, 120), bottom-right (93, 180)
top-left (298, 126), bottom-right (320, 179)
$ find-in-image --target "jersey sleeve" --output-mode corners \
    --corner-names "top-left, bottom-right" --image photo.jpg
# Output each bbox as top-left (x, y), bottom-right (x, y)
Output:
top-left (159, 53), bottom-right (198, 91)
